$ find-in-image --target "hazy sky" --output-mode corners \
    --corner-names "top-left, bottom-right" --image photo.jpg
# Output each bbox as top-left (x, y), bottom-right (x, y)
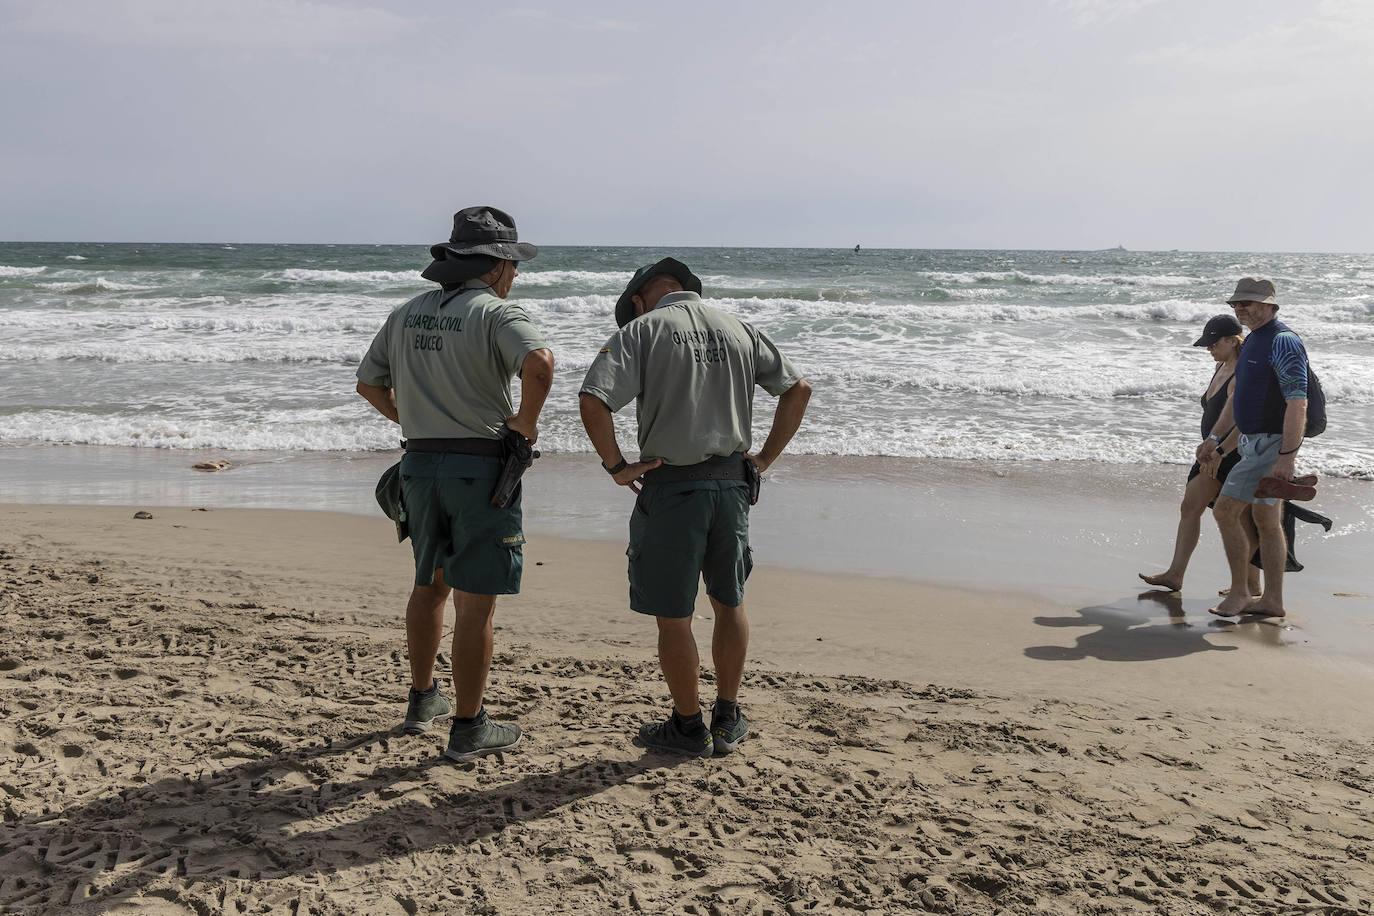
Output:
top-left (2, 0), bottom-right (1372, 250)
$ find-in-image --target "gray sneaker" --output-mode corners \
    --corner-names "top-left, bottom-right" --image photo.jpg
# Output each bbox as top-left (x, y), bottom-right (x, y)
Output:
top-left (711, 711), bottom-right (750, 755)
top-left (639, 714), bottom-right (714, 759)
top-left (443, 710), bottom-right (522, 762)
top-left (402, 685), bottom-right (452, 734)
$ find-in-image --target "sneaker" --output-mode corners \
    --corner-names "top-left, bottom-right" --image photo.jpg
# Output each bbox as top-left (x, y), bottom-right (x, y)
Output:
top-left (401, 685), bottom-right (452, 734)
top-left (638, 713), bottom-right (714, 759)
top-left (443, 710), bottom-right (522, 762)
top-left (711, 711), bottom-right (750, 755)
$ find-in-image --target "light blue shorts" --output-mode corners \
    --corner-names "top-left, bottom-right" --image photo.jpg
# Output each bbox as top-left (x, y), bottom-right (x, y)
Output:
top-left (1219, 433), bottom-right (1281, 506)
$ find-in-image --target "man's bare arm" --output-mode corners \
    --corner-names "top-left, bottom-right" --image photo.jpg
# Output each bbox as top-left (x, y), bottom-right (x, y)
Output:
top-left (751, 378), bottom-right (812, 475)
top-left (1271, 398), bottom-right (1308, 482)
top-left (356, 381), bottom-right (399, 424)
top-left (507, 348), bottom-right (554, 443)
top-left (579, 392), bottom-right (661, 492)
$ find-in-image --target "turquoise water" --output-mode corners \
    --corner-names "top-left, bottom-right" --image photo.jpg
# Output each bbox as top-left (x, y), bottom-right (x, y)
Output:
top-left (1, 242), bottom-right (1371, 477)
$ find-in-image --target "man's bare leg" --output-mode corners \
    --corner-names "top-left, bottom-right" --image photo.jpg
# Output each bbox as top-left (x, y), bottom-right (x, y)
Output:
top-left (1242, 506), bottom-right (1263, 596)
top-left (1140, 473), bottom-right (1218, 591)
top-left (709, 597), bottom-right (748, 702)
top-left (1248, 501), bottom-right (1289, 617)
top-left (1218, 507), bottom-right (1267, 598)
top-left (406, 568), bottom-right (450, 690)
top-left (1209, 495), bottom-right (1259, 616)
top-left (451, 590), bottom-right (498, 718)
top-left (655, 616), bottom-right (701, 716)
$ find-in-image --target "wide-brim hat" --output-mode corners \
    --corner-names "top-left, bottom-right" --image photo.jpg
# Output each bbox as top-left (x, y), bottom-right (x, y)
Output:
top-left (1193, 313), bottom-right (1245, 347)
top-left (426, 206), bottom-right (538, 263)
top-left (1226, 277), bottom-right (1277, 306)
top-left (614, 258), bottom-right (703, 327)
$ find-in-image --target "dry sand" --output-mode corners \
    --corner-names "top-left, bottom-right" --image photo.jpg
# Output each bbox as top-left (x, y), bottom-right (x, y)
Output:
top-left (2, 504), bottom-right (1373, 915)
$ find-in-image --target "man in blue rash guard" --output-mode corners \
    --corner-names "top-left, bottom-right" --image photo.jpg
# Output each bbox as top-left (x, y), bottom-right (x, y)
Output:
top-left (1196, 278), bottom-right (1308, 619)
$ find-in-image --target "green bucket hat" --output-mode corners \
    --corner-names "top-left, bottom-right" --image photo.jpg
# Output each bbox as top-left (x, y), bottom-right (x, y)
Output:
top-left (375, 461), bottom-right (408, 542)
top-left (614, 257), bottom-right (702, 328)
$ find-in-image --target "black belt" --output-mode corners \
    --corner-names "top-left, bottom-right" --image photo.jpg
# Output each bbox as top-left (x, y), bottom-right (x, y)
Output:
top-left (643, 455), bottom-right (748, 484)
top-left (403, 437), bottom-right (503, 457)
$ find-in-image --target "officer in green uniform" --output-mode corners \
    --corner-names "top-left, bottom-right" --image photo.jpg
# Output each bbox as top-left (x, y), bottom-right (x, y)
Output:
top-left (579, 258), bottom-right (812, 757)
top-left (356, 206), bottom-right (554, 762)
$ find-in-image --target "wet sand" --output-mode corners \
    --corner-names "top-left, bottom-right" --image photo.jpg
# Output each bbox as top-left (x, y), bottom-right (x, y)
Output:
top-left (4, 443), bottom-right (1372, 649)
top-left (2, 503), bottom-right (1373, 914)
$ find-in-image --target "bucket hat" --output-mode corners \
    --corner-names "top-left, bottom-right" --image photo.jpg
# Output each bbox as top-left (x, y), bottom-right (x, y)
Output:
top-left (374, 461), bottom-right (408, 542)
top-left (1226, 277), bottom-right (1278, 306)
top-left (614, 258), bottom-right (702, 327)
top-left (426, 206), bottom-right (538, 263)
top-left (1193, 314), bottom-right (1244, 347)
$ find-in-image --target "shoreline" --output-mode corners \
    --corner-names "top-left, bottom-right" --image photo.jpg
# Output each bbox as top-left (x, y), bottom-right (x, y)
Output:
top-left (3, 441), bottom-right (1372, 654)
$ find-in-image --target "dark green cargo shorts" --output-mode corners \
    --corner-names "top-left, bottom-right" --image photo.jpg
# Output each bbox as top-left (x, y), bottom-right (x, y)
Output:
top-left (627, 481), bottom-right (753, 619)
top-left (401, 452), bottom-right (524, 595)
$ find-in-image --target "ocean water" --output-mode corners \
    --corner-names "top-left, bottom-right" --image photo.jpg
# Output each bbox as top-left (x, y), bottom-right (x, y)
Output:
top-left (1, 242), bottom-right (1372, 478)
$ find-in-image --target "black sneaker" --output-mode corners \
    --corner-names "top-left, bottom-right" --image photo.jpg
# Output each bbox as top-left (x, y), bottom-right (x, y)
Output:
top-left (710, 711), bottom-right (750, 755)
top-left (443, 709), bottom-right (522, 762)
top-left (638, 713), bottom-right (714, 759)
top-left (402, 685), bottom-right (452, 734)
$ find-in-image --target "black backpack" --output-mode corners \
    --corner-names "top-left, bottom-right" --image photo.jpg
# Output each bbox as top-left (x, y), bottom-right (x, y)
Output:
top-left (1305, 367), bottom-right (1327, 438)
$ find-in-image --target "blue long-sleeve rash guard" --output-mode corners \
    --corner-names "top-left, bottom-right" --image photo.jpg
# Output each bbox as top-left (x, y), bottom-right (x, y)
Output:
top-left (1233, 319), bottom-right (1308, 435)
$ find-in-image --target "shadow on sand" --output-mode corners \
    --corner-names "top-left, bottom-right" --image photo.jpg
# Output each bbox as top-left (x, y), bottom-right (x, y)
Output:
top-left (4, 727), bottom-right (679, 910)
top-left (1022, 591), bottom-right (1274, 661)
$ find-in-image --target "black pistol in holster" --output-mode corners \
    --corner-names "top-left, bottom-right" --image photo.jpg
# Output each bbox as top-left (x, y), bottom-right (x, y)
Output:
top-left (491, 425), bottom-right (538, 508)
top-left (743, 457), bottom-right (762, 506)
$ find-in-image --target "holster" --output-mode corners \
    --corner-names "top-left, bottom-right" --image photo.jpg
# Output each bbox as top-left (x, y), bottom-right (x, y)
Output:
top-left (491, 426), bottom-right (538, 508)
top-left (744, 457), bottom-right (762, 506)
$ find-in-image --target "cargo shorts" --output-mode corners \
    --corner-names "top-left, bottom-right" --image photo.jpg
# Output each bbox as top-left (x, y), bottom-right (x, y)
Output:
top-left (1219, 433), bottom-right (1282, 506)
top-left (400, 451), bottom-right (525, 595)
top-left (627, 480), bottom-right (753, 619)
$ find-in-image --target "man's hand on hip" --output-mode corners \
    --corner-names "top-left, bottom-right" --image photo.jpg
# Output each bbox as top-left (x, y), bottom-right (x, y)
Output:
top-left (615, 459), bottom-right (662, 494)
top-left (505, 414), bottom-right (538, 444)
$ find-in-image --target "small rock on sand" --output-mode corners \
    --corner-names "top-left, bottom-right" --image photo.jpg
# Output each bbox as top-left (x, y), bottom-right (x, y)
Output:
top-left (133, 511), bottom-right (154, 520)
top-left (192, 460), bottom-right (231, 472)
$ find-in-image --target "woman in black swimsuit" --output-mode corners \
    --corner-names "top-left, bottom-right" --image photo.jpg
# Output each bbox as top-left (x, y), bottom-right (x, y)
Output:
top-left (1139, 315), bottom-right (1251, 593)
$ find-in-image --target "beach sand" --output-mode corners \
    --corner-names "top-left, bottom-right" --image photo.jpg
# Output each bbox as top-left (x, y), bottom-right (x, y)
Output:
top-left (3, 502), bottom-right (1373, 915)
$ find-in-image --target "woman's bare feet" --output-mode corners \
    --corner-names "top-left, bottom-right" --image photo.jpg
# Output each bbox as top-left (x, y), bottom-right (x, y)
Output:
top-left (1209, 592), bottom-right (1257, 617)
top-left (1138, 572), bottom-right (1182, 592)
top-left (1216, 585), bottom-right (1264, 598)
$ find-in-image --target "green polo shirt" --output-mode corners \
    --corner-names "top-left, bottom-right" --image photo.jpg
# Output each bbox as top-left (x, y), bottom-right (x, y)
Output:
top-left (580, 291), bottom-right (802, 466)
top-left (357, 280), bottom-right (548, 440)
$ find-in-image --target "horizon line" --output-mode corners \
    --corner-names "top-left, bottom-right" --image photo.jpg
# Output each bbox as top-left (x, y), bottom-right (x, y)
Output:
top-left (3, 240), bottom-right (1372, 256)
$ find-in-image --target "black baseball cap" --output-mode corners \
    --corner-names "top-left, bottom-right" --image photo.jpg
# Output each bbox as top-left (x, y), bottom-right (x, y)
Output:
top-left (1193, 314), bottom-right (1244, 347)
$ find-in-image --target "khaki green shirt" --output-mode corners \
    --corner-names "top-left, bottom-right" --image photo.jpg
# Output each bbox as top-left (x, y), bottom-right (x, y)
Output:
top-left (357, 280), bottom-right (548, 440)
top-left (580, 292), bottom-right (802, 465)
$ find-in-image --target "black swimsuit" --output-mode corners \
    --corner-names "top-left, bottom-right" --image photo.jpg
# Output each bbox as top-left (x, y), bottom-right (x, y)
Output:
top-left (1188, 367), bottom-right (1241, 483)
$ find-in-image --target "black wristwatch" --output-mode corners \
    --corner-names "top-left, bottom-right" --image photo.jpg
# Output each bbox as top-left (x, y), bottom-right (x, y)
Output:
top-left (603, 458), bottom-right (627, 475)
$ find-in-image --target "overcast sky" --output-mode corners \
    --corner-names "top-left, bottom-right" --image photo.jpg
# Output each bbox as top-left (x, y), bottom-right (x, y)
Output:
top-left (2, 0), bottom-right (1372, 250)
